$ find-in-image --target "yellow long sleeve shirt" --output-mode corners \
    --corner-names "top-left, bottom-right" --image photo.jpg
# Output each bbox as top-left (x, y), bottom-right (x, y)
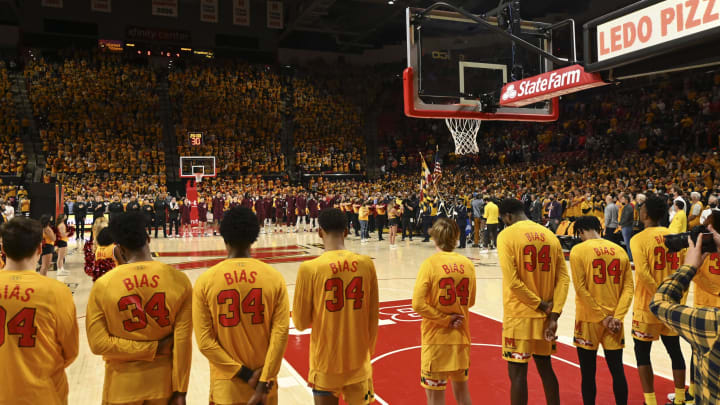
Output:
top-left (630, 227), bottom-right (685, 323)
top-left (0, 270), bottom-right (79, 405)
top-left (193, 258), bottom-right (289, 404)
top-left (86, 260), bottom-right (193, 403)
top-left (497, 220), bottom-right (569, 320)
top-left (569, 239), bottom-right (634, 322)
top-left (292, 250), bottom-right (379, 389)
top-left (412, 251), bottom-right (476, 345)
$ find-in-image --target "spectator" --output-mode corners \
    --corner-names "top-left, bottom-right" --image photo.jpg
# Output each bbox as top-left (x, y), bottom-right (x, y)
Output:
top-left (618, 193), bottom-right (635, 261)
top-left (604, 195), bottom-right (619, 241)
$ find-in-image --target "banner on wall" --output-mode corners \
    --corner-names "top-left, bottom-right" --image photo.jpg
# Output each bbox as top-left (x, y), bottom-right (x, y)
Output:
top-left (267, 1), bottom-right (283, 29)
top-left (152, 0), bottom-right (178, 17)
top-left (42, 0), bottom-right (63, 8)
top-left (200, 0), bottom-right (218, 23)
top-left (91, 0), bottom-right (111, 13)
top-left (233, 0), bottom-right (250, 26)
top-left (127, 25), bottom-right (191, 43)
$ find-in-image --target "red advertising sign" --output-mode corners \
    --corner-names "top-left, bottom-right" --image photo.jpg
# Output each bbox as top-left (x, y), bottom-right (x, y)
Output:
top-left (499, 64), bottom-right (608, 108)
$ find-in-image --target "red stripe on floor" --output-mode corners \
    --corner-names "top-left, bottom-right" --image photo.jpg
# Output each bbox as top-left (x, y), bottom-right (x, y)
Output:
top-left (155, 245), bottom-right (307, 257)
top-left (261, 256), bottom-right (318, 264)
top-left (284, 299), bottom-right (675, 404)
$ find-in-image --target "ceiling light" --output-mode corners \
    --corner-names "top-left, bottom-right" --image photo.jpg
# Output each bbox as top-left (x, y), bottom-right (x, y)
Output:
top-left (388, 0), bottom-right (394, 4)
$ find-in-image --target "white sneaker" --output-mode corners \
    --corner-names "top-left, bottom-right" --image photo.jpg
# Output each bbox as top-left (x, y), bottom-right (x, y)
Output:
top-left (57, 269), bottom-right (70, 276)
top-left (668, 392), bottom-right (694, 403)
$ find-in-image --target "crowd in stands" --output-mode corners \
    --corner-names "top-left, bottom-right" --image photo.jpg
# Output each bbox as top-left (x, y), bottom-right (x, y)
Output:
top-left (169, 63), bottom-right (287, 175)
top-left (24, 51), bottom-right (166, 192)
top-left (0, 62), bottom-right (27, 177)
top-left (292, 75), bottom-right (365, 174)
top-left (11, 49), bottom-right (720, 227)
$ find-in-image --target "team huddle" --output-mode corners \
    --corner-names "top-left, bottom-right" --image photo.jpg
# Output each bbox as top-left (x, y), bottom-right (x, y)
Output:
top-left (0, 196), bottom-right (715, 405)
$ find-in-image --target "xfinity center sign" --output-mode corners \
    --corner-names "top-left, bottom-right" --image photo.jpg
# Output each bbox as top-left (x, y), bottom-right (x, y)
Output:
top-left (596, 0), bottom-right (720, 62)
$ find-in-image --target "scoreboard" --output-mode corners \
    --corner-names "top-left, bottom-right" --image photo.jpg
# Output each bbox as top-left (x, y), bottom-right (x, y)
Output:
top-left (189, 131), bottom-right (203, 146)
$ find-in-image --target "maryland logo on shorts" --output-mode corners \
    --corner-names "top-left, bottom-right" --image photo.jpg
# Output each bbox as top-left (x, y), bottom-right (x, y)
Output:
top-left (503, 350), bottom-right (532, 361)
top-left (420, 376), bottom-right (447, 389)
top-left (504, 337), bottom-right (517, 349)
top-left (573, 337), bottom-right (593, 347)
top-left (631, 329), bottom-right (654, 340)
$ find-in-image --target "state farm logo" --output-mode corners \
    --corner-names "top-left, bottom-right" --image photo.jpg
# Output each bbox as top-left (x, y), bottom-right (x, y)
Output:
top-left (501, 84), bottom-right (517, 100)
top-left (498, 64), bottom-right (607, 108)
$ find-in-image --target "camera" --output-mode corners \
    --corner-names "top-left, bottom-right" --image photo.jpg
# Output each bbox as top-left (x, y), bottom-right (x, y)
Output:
top-left (664, 226), bottom-right (717, 254)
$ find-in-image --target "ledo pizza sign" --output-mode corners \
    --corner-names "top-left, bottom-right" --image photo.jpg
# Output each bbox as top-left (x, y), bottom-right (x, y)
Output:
top-left (597, 0), bottom-right (720, 62)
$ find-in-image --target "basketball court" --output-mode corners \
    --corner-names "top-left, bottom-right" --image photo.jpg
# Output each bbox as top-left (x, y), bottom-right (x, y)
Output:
top-left (13, 0), bottom-right (720, 403)
top-left (58, 232), bottom-right (689, 404)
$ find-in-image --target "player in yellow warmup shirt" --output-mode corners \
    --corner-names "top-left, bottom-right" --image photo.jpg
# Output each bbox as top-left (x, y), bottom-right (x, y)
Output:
top-left (412, 217), bottom-right (476, 405)
top-left (0, 217), bottom-right (79, 405)
top-left (193, 207), bottom-right (289, 405)
top-left (496, 198), bottom-right (569, 405)
top-left (569, 216), bottom-right (633, 405)
top-left (293, 208), bottom-right (379, 405)
top-left (86, 212), bottom-right (192, 405)
top-left (629, 196), bottom-right (687, 405)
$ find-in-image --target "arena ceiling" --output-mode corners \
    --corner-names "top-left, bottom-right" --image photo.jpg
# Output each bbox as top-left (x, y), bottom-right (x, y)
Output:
top-left (0, 0), bottom-right (645, 53)
top-left (278, 0), bottom-right (644, 52)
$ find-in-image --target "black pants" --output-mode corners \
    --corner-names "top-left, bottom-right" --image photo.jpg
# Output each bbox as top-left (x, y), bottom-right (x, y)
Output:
top-left (377, 215), bottom-right (387, 240)
top-left (457, 218), bottom-right (467, 248)
top-left (155, 216), bottom-right (166, 238)
top-left (485, 223), bottom-right (498, 247)
top-left (402, 217), bottom-right (414, 240)
top-left (76, 216), bottom-right (86, 241)
top-left (577, 347), bottom-right (628, 405)
top-left (604, 227), bottom-right (619, 243)
top-left (169, 217), bottom-right (180, 235)
top-left (352, 213), bottom-right (360, 236)
top-left (422, 216), bottom-right (432, 241)
top-left (369, 216), bottom-right (376, 233)
top-left (145, 217), bottom-right (153, 236)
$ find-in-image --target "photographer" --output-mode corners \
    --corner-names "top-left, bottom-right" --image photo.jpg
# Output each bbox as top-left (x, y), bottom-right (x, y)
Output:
top-left (650, 220), bottom-right (720, 405)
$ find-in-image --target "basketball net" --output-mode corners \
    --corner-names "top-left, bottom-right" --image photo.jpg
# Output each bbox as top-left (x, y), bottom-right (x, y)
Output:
top-left (194, 173), bottom-right (204, 183)
top-left (445, 117), bottom-right (481, 155)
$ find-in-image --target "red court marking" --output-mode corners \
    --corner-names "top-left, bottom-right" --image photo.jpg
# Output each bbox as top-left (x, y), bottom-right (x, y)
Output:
top-left (155, 245), bottom-right (306, 257)
top-left (171, 254), bottom-right (319, 270)
top-left (285, 299), bottom-right (675, 404)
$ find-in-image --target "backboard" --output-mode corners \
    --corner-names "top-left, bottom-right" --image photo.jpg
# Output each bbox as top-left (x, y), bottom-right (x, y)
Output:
top-left (179, 156), bottom-right (216, 181)
top-left (404, 3), bottom-right (577, 121)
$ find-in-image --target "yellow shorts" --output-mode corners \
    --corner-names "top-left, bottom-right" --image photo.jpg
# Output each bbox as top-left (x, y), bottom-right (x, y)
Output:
top-left (631, 319), bottom-right (678, 342)
top-left (502, 317), bottom-right (555, 363)
top-left (103, 399), bottom-right (169, 405)
top-left (420, 369), bottom-right (469, 390)
top-left (208, 377), bottom-right (279, 405)
top-left (573, 320), bottom-right (625, 351)
top-left (311, 379), bottom-right (374, 405)
top-left (502, 337), bottom-right (555, 363)
top-left (420, 344), bottom-right (470, 377)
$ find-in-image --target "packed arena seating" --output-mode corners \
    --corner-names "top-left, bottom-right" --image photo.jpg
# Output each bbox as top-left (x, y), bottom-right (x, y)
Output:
top-left (292, 75), bottom-right (366, 174)
top-left (0, 63), bottom-right (27, 177)
top-left (170, 63), bottom-right (287, 175)
top-left (24, 52), bottom-right (166, 195)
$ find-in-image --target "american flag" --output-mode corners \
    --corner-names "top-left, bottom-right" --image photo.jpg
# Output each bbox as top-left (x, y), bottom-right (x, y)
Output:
top-left (433, 148), bottom-right (442, 183)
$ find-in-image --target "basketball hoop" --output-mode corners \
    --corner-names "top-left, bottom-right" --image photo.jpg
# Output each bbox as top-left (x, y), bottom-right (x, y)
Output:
top-left (193, 173), bottom-right (204, 183)
top-left (445, 117), bottom-right (481, 155)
